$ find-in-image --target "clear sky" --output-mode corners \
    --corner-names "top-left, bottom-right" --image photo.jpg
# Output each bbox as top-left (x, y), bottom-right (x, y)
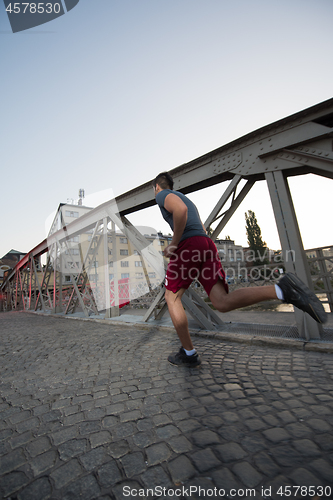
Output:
top-left (1, 0), bottom-right (333, 259)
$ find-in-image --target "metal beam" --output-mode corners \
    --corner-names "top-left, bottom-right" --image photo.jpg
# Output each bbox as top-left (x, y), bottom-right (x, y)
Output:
top-left (204, 175), bottom-right (242, 229)
top-left (265, 170), bottom-right (323, 340)
top-left (209, 179), bottom-right (256, 242)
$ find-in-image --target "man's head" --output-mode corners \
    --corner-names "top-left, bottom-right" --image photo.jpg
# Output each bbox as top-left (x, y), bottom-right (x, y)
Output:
top-left (152, 172), bottom-right (174, 194)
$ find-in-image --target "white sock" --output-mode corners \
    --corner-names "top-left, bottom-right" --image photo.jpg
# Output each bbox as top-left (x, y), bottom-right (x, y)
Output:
top-left (275, 284), bottom-right (284, 301)
top-left (184, 348), bottom-right (196, 356)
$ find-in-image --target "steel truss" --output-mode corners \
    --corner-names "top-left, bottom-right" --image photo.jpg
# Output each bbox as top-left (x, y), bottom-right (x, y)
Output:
top-left (2, 98), bottom-right (333, 338)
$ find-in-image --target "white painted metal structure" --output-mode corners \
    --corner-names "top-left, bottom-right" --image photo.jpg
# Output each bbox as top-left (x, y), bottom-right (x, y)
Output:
top-left (2, 98), bottom-right (333, 339)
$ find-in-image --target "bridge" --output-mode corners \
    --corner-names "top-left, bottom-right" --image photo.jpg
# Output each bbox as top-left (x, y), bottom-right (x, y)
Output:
top-left (1, 98), bottom-right (333, 342)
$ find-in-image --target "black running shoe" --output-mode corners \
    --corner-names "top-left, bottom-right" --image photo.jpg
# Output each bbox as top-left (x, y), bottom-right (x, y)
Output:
top-left (168, 347), bottom-right (202, 367)
top-left (278, 273), bottom-right (327, 324)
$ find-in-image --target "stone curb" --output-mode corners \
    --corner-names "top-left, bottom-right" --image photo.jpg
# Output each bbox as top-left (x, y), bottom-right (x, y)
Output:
top-left (26, 310), bottom-right (333, 354)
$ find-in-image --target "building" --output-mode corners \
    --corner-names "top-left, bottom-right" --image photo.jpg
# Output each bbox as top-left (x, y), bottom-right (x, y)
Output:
top-left (46, 203), bottom-right (171, 308)
top-left (0, 249), bottom-right (27, 285)
top-left (306, 246), bottom-right (333, 276)
top-left (214, 239), bottom-right (247, 283)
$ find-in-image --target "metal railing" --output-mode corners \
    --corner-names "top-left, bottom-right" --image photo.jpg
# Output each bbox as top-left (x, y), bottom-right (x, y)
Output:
top-left (3, 247), bottom-right (331, 315)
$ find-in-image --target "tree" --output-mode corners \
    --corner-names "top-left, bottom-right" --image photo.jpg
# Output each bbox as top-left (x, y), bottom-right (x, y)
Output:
top-left (245, 210), bottom-right (268, 266)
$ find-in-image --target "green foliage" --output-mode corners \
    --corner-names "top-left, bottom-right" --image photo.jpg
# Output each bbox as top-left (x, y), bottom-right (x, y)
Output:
top-left (245, 210), bottom-right (268, 265)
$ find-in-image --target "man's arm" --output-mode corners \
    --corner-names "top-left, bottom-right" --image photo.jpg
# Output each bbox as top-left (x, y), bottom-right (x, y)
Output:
top-left (163, 193), bottom-right (188, 257)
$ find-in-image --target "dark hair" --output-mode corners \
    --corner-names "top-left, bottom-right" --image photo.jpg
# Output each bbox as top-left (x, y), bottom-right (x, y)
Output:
top-left (152, 172), bottom-right (174, 190)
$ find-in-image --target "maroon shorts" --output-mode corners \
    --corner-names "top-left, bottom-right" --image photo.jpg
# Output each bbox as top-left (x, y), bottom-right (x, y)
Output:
top-left (165, 236), bottom-right (228, 295)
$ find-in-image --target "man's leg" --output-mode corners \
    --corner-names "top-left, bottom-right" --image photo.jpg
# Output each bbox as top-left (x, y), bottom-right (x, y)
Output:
top-left (209, 280), bottom-right (277, 312)
top-left (164, 288), bottom-right (194, 350)
top-left (208, 276), bottom-right (327, 324)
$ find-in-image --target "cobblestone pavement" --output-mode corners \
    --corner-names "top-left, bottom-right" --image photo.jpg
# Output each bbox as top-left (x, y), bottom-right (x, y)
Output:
top-left (0, 311), bottom-right (333, 500)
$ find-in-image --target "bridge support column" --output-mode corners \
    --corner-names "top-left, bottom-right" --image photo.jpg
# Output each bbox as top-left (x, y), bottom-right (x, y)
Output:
top-left (265, 170), bottom-right (323, 340)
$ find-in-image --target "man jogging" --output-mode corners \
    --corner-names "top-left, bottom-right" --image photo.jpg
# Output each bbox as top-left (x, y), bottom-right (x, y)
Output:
top-left (153, 171), bottom-right (327, 367)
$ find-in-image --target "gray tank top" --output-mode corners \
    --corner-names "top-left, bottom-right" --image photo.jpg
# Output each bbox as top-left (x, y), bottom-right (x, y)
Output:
top-left (155, 189), bottom-right (208, 242)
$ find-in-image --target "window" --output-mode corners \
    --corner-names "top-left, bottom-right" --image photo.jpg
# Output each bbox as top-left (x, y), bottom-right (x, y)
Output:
top-left (120, 249), bottom-right (129, 256)
top-left (109, 274), bottom-right (114, 281)
top-left (109, 261), bottom-right (113, 267)
top-left (65, 249), bottom-right (80, 255)
top-left (135, 261), bottom-right (143, 267)
top-left (108, 248), bottom-right (112, 255)
top-left (120, 237), bottom-right (127, 244)
top-left (65, 210), bottom-right (79, 218)
top-left (148, 273), bottom-right (156, 278)
top-left (135, 272), bottom-right (144, 279)
top-left (134, 250), bottom-right (140, 256)
top-left (159, 240), bottom-right (165, 246)
top-left (236, 251), bottom-right (243, 261)
top-left (121, 273), bottom-right (129, 279)
top-left (121, 261), bottom-right (129, 267)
